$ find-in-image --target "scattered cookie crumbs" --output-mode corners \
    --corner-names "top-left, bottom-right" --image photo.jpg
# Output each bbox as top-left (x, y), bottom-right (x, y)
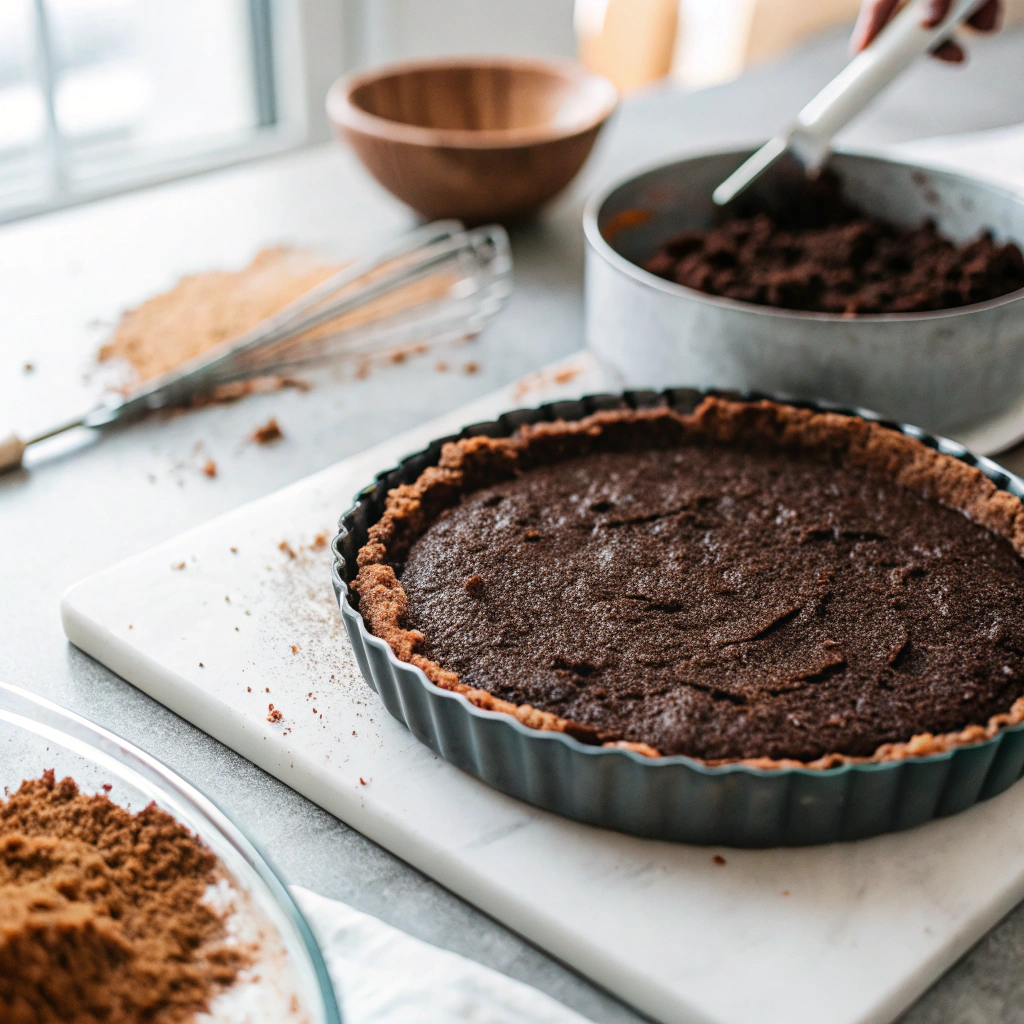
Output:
top-left (247, 686), bottom-right (251, 692)
top-left (279, 540), bottom-right (297, 559)
top-left (265, 687), bottom-right (270, 693)
top-left (195, 376), bottom-right (309, 407)
top-left (311, 532), bottom-right (328, 550)
top-left (291, 645), bottom-right (298, 654)
top-left (435, 361), bottom-right (449, 372)
top-left (464, 574), bottom-right (484, 596)
top-left (230, 546), bottom-right (238, 553)
top-left (202, 459), bottom-right (217, 478)
top-left (713, 855), bottom-right (726, 866)
top-left (385, 343), bottom-right (427, 367)
top-left (462, 361), bottom-right (479, 375)
top-left (128, 624), bottom-right (133, 629)
top-left (22, 361), bottom-right (34, 373)
top-left (251, 418), bottom-right (283, 445)
top-left (235, 626), bottom-right (240, 631)
top-left (782, 890), bottom-right (790, 896)
top-left (524, 530), bottom-right (541, 541)
top-left (359, 777), bottom-right (367, 786)
top-left (172, 561), bottom-right (186, 570)
top-left (267, 705), bottom-right (283, 723)
top-left (512, 363), bottom-right (584, 401)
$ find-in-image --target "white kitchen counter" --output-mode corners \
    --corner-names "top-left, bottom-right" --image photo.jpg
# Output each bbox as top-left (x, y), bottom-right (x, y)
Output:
top-left (3, 24), bottom-right (1024, 1024)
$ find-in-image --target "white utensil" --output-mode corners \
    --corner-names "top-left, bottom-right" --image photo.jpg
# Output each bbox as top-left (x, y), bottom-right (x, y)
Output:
top-left (713, 0), bottom-right (989, 206)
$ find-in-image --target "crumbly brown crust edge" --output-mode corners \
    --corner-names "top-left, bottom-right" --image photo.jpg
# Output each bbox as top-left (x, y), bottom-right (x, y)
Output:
top-left (352, 397), bottom-right (1024, 768)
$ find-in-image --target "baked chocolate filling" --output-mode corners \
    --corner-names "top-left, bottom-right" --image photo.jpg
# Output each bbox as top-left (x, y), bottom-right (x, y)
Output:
top-left (398, 442), bottom-right (1024, 762)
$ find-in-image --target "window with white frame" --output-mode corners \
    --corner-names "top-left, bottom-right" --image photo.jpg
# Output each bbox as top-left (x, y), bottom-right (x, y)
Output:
top-left (0, 0), bottom-right (291, 223)
top-left (1, 0), bottom-right (585, 225)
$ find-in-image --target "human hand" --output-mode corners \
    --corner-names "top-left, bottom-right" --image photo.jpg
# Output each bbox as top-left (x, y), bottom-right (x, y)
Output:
top-left (850, 0), bottom-right (1002, 62)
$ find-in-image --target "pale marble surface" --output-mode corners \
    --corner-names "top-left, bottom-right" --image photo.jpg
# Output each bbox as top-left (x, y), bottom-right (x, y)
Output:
top-left (60, 356), bottom-right (1024, 1024)
top-left (3, 24), bottom-right (1024, 1024)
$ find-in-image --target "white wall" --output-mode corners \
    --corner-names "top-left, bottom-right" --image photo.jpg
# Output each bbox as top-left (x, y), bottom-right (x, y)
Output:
top-left (345, 0), bottom-right (576, 69)
top-left (295, 0), bottom-right (576, 143)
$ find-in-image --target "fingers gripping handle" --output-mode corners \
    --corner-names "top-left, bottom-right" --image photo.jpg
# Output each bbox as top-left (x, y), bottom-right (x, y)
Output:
top-left (791, 0), bottom-right (987, 166)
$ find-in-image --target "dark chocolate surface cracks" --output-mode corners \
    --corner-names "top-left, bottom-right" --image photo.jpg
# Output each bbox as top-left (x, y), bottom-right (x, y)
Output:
top-left (399, 445), bottom-right (1024, 761)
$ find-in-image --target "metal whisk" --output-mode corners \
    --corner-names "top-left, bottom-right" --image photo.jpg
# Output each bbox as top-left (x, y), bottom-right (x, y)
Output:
top-left (1, 220), bottom-right (512, 472)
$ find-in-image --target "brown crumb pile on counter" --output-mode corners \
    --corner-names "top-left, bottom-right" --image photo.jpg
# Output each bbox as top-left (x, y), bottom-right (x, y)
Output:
top-left (97, 247), bottom-right (465, 400)
top-left (0, 770), bottom-right (245, 1024)
top-left (97, 247), bottom-right (341, 395)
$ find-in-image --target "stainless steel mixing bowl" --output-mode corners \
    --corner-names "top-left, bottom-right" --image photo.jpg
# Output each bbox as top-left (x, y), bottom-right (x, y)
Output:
top-left (584, 148), bottom-right (1024, 448)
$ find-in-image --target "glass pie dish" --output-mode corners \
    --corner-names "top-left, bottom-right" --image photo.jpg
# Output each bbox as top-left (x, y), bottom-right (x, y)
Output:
top-left (0, 679), bottom-right (342, 1024)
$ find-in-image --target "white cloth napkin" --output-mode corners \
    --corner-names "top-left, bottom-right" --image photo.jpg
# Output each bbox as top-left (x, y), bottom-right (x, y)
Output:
top-left (291, 886), bottom-right (595, 1024)
top-left (883, 121), bottom-right (1024, 191)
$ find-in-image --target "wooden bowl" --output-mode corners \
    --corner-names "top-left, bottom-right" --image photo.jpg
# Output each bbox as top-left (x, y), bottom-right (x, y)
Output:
top-left (327, 57), bottom-right (618, 224)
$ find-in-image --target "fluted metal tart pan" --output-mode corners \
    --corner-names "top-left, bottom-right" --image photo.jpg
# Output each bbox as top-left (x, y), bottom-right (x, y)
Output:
top-left (331, 388), bottom-right (1024, 847)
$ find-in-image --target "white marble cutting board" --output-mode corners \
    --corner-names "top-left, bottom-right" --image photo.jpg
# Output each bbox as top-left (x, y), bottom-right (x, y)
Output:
top-left (62, 353), bottom-right (1024, 1024)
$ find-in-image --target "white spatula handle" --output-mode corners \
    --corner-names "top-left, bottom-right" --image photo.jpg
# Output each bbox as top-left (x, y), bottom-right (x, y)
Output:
top-left (791, 0), bottom-right (987, 166)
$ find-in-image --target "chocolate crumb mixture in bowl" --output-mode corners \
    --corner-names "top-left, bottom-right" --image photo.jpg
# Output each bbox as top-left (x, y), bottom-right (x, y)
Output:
top-left (642, 171), bottom-right (1024, 316)
top-left (333, 390), bottom-right (1024, 846)
top-left (585, 150), bottom-right (1024, 447)
top-left (0, 681), bottom-right (340, 1024)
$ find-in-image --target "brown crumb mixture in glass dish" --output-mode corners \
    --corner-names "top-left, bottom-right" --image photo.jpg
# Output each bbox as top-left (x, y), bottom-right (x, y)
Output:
top-left (0, 770), bottom-right (245, 1024)
top-left (0, 682), bottom-right (339, 1024)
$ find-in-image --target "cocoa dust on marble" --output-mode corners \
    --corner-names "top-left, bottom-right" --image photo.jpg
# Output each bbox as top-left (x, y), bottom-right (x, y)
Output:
top-left (266, 530), bottom-right (383, 749)
top-left (511, 363), bottom-right (583, 402)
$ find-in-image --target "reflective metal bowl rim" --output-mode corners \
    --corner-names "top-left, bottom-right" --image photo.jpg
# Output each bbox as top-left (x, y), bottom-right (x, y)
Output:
top-left (583, 144), bottom-right (1024, 324)
top-left (0, 679), bottom-right (341, 1024)
top-left (331, 387), bottom-right (1024, 781)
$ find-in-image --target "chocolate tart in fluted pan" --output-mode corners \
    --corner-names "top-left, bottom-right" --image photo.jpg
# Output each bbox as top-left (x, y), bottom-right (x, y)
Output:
top-left (332, 389), bottom-right (1024, 846)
